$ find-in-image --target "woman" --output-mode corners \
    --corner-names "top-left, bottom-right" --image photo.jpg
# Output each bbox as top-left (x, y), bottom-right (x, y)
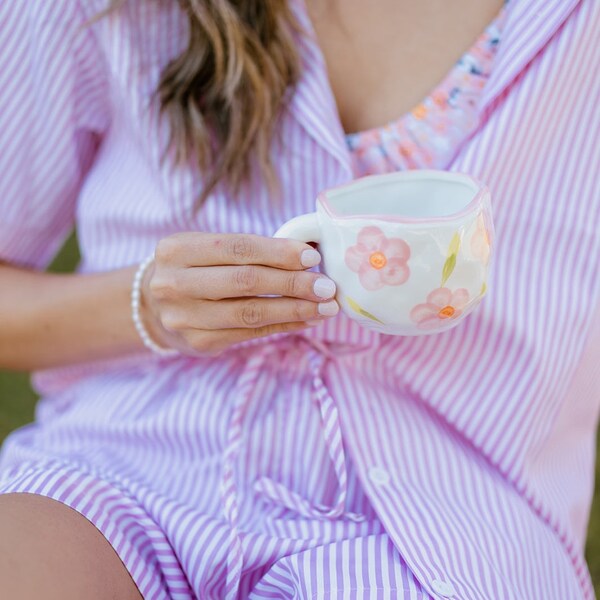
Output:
top-left (0, 0), bottom-right (598, 598)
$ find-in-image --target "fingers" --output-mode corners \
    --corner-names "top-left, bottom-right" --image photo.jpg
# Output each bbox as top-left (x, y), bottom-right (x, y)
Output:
top-left (161, 297), bottom-right (340, 332)
top-left (154, 232), bottom-right (321, 271)
top-left (149, 232), bottom-right (337, 358)
top-left (161, 265), bottom-right (337, 302)
top-left (183, 321), bottom-right (322, 357)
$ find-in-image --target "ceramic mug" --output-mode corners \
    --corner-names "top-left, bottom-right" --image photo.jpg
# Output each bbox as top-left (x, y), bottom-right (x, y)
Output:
top-left (274, 170), bottom-right (493, 336)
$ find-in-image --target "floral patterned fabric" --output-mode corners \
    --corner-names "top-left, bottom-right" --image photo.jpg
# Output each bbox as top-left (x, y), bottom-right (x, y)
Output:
top-left (346, 7), bottom-right (507, 175)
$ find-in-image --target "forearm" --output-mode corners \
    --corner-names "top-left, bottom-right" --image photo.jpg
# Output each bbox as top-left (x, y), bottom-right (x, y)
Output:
top-left (0, 232), bottom-right (339, 370)
top-left (0, 263), bottom-right (145, 371)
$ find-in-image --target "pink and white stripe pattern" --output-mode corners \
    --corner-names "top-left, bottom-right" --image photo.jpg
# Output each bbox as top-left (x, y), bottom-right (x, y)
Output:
top-left (0, 0), bottom-right (599, 598)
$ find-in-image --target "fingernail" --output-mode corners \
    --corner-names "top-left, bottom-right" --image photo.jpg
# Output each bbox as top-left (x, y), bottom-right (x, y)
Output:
top-left (313, 277), bottom-right (336, 299)
top-left (318, 300), bottom-right (339, 316)
top-left (301, 248), bottom-right (321, 268)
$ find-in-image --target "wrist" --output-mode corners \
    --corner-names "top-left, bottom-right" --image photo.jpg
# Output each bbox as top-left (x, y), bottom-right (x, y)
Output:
top-left (132, 256), bottom-right (179, 356)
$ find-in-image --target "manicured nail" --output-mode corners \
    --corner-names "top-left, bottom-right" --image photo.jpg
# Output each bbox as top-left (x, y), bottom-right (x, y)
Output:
top-left (313, 277), bottom-right (336, 299)
top-left (301, 248), bottom-right (321, 268)
top-left (318, 300), bottom-right (339, 316)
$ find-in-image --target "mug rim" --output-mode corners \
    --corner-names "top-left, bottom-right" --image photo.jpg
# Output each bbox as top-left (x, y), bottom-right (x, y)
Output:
top-left (317, 169), bottom-right (489, 224)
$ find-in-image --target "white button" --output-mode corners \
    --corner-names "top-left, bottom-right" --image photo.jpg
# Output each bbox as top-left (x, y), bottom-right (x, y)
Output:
top-left (431, 579), bottom-right (456, 597)
top-left (368, 466), bottom-right (390, 486)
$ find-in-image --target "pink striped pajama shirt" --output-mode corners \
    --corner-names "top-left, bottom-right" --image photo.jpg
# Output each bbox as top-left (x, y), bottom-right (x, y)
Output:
top-left (1, 0), bottom-right (599, 598)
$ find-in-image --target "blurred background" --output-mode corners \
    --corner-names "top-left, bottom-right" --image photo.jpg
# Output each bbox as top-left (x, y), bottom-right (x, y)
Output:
top-left (0, 232), bottom-right (598, 594)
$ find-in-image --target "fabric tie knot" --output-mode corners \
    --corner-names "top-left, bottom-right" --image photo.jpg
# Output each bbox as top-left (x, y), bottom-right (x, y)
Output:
top-left (219, 335), bottom-right (363, 599)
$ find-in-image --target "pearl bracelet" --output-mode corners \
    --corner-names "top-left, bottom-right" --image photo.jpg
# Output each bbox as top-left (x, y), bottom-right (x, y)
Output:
top-left (131, 254), bottom-right (179, 357)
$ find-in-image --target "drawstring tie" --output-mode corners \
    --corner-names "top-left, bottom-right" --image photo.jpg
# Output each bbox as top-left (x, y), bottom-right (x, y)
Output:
top-left (220, 336), bottom-right (364, 599)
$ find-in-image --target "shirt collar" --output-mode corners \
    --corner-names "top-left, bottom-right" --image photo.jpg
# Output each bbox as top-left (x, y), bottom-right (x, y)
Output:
top-left (479, 0), bottom-right (582, 109)
top-left (287, 0), bottom-right (353, 177)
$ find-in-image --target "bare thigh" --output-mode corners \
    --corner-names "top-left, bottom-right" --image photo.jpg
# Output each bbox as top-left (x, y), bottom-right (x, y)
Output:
top-left (0, 493), bottom-right (142, 600)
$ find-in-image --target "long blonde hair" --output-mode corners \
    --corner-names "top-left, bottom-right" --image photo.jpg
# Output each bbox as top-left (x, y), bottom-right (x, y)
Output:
top-left (109, 1), bottom-right (303, 204)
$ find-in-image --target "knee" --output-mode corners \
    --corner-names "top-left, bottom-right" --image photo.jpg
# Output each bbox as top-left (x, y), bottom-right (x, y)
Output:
top-left (0, 493), bottom-right (142, 600)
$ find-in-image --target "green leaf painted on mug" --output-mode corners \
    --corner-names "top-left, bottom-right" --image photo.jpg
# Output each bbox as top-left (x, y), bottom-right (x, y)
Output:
top-left (441, 232), bottom-right (461, 286)
top-left (441, 254), bottom-right (457, 286)
top-left (480, 281), bottom-right (487, 296)
top-left (346, 296), bottom-right (385, 324)
top-left (449, 232), bottom-right (461, 256)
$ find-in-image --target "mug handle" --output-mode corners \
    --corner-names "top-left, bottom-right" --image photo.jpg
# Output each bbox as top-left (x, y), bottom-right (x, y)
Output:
top-left (273, 212), bottom-right (321, 243)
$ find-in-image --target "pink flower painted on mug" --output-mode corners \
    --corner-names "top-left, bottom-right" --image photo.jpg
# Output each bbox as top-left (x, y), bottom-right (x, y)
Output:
top-left (345, 226), bottom-right (411, 291)
top-left (410, 287), bottom-right (470, 330)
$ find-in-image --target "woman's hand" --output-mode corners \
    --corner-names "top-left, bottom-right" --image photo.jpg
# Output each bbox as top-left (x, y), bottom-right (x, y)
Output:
top-left (141, 232), bottom-right (339, 356)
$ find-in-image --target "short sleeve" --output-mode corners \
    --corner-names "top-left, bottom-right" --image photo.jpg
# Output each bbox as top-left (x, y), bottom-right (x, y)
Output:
top-left (0, 1), bottom-right (111, 269)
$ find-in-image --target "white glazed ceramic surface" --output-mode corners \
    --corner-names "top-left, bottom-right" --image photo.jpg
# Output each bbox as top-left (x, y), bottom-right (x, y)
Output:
top-left (274, 170), bottom-right (493, 336)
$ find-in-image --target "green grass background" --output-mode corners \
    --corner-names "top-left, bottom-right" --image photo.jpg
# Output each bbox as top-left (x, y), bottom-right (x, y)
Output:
top-left (0, 234), bottom-right (598, 593)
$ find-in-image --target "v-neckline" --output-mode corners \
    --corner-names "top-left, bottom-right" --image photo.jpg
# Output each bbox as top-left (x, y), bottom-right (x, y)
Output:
top-left (344, 5), bottom-right (507, 142)
top-left (296, 0), bottom-right (507, 137)
top-left (285, 0), bottom-right (581, 176)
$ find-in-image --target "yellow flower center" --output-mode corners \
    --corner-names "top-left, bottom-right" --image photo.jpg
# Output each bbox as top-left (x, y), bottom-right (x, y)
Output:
top-left (438, 305), bottom-right (456, 319)
top-left (369, 252), bottom-right (387, 269)
top-left (412, 104), bottom-right (427, 119)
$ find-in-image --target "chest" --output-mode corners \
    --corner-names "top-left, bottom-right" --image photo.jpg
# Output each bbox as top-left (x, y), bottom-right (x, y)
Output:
top-left (304, 0), bottom-right (504, 133)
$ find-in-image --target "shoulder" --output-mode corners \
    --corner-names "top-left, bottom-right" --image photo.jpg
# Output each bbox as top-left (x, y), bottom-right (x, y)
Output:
top-left (0, 0), bottom-right (112, 75)
top-left (3, 0), bottom-right (107, 37)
